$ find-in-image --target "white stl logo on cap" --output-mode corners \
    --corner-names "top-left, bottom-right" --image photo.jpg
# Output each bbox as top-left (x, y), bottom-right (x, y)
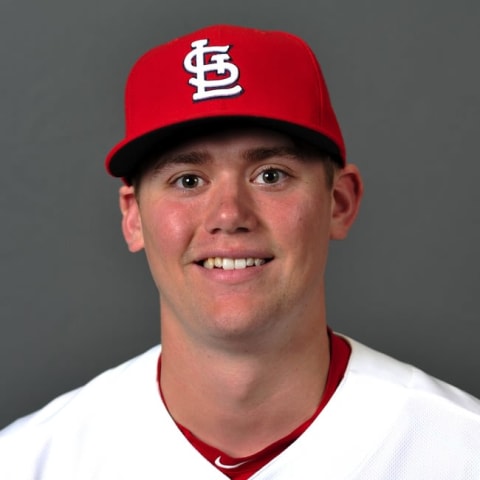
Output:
top-left (183, 39), bottom-right (243, 101)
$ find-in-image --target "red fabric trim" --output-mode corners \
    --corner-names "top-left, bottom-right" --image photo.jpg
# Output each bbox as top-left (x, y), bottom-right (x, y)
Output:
top-left (157, 330), bottom-right (351, 479)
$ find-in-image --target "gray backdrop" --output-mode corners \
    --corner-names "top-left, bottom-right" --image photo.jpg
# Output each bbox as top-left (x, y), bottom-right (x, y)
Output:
top-left (1, 0), bottom-right (479, 428)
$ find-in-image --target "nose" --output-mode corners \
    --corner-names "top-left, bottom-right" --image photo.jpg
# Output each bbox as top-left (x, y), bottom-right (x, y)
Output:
top-left (204, 179), bottom-right (258, 234)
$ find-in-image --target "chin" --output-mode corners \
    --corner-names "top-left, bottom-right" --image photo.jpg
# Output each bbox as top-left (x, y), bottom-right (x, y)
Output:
top-left (204, 308), bottom-right (281, 343)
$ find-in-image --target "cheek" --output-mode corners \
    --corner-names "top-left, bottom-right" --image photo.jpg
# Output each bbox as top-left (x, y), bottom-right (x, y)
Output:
top-left (141, 200), bottom-right (196, 259)
top-left (277, 193), bottom-right (332, 268)
top-left (277, 192), bottom-right (331, 236)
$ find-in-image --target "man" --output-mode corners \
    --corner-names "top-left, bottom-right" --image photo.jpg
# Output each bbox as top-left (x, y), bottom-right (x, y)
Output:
top-left (1, 24), bottom-right (479, 479)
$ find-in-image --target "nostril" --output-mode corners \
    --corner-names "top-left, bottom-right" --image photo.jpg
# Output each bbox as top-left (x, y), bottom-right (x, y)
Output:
top-left (208, 225), bottom-right (251, 235)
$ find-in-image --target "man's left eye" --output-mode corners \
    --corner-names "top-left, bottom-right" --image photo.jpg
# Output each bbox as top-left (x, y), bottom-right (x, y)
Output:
top-left (254, 168), bottom-right (286, 185)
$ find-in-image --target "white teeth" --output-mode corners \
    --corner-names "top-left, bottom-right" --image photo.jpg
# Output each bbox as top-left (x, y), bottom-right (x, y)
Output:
top-left (202, 257), bottom-right (267, 269)
top-left (234, 258), bottom-right (247, 269)
top-left (223, 258), bottom-right (235, 270)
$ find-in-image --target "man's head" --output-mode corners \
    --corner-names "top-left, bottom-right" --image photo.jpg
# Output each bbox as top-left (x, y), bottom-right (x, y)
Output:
top-left (105, 24), bottom-right (347, 184)
top-left (109, 25), bottom-right (362, 345)
top-left (119, 125), bottom-right (361, 346)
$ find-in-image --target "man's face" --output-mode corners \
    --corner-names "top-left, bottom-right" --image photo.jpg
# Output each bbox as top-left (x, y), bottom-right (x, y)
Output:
top-left (120, 127), bottom-right (361, 348)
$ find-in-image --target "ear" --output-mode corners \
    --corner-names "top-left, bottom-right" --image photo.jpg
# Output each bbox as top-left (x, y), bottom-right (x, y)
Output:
top-left (329, 164), bottom-right (363, 240)
top-left (119, 185), bottom-right (144, 252)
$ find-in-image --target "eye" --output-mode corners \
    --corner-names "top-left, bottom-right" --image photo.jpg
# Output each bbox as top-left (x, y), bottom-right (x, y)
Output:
top-left (254, 168), bottom-right (287, 185)
top-left (174, 174), bottom-right (204, 189)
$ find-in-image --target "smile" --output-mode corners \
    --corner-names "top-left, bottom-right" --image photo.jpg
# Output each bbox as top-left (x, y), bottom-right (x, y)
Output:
top-left (202, 257), bottom-right (269, 270)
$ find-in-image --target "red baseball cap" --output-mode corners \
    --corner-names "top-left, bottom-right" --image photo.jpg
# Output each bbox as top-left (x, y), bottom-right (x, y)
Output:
top-left (106, 24), bottom-right (346, 180)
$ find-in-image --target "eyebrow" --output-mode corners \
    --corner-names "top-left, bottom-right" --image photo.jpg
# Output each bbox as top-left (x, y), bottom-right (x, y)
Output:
top-left (153, 145), bottom-right (301, 172)
top-left (243, 146), bottom-right (301, 162)
top-left (149, 151), bottom-right (207, 175)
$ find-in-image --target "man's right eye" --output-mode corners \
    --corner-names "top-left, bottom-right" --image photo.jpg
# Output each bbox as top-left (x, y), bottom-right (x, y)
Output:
top-left (174, 174), bottom-right (204, 189)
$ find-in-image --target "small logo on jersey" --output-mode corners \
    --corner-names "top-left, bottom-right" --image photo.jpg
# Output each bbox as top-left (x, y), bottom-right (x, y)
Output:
top-left (214, 455), bottom-right (249, 469)
top-left (183, 38), bottom-right (243, 101)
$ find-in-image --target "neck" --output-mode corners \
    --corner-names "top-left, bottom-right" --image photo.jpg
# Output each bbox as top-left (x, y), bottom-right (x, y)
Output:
top-left (159, 309), bottom-right (330, 457)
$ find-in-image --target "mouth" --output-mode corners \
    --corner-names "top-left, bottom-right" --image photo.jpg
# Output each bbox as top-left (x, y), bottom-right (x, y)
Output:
top-left (199, 257), bottom-right (273, 270)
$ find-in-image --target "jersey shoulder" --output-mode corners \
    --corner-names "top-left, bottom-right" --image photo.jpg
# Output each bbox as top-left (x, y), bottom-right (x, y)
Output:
top-left (0, 345), bottom-right (163, 479)
top-left (345, 335), bottom-right (480, 417)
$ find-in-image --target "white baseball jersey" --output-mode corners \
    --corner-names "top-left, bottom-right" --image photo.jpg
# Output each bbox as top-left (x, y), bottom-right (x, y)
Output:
top-left (1, 336), bottom-right (479, 479)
